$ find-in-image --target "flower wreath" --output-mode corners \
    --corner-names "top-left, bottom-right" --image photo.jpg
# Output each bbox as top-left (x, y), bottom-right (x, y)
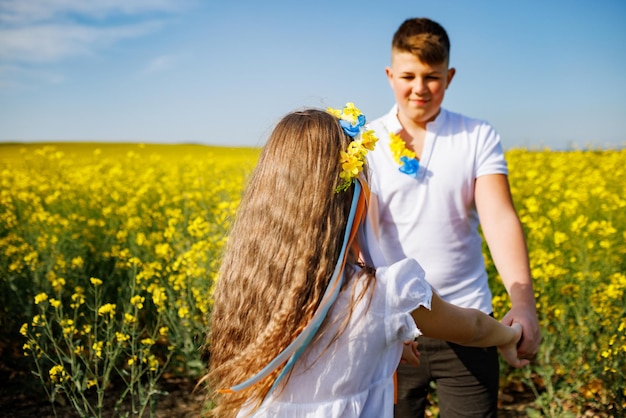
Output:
top-left (326, 102), bottom-right (378, 192)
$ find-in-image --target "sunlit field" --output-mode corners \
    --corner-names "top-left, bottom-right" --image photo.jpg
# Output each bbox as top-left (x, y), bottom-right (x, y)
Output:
top-left (1, 143), bottom-right (624, 417)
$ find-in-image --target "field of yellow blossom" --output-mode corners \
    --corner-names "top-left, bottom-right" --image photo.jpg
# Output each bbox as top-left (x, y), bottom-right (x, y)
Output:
top-left (0, 143), bottom-right (624, 417)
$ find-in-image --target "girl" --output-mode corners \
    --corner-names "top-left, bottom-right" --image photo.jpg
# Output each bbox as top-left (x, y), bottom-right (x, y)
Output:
top-left (206, 104), bottom-right (527, 418)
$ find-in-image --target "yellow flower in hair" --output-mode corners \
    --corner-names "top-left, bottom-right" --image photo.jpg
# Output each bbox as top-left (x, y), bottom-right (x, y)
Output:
top-left (326, 106), bottom-right (343, 119)
top-left (340, 102), bottom-right (362, 124)
top-left (361, 130), bottom-right (378, 152)
top-left (339, 147), bottom-right (364, 182)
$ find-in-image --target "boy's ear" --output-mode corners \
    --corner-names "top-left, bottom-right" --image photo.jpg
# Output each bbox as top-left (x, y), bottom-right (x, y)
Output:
top-left (446, 67), bottom-right (456, 88)
top-left (385, 66), bottom-right (395, 89)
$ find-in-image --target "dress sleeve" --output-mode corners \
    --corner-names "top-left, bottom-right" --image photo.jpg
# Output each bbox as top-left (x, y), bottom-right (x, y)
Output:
top-left (377, 258), bottom-right (433, 345)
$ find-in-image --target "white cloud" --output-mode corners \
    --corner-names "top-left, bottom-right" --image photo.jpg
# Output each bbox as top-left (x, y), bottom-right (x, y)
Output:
top-left (0, 64), bottom-right (64, 89)
top-left (0, 0), bottom-right (195, 88)
top-left (0, 0), bottom-right (193, 63)
top-left (0, 21), bottom-right (164, 63)
top-left (141, 54), bottom-right (180, 74)
top-left (0, 0), bottom-right (191, 25)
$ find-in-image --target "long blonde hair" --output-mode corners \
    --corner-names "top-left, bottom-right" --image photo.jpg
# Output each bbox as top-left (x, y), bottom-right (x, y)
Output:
top-left (205, 109), bottom-right (375, 417)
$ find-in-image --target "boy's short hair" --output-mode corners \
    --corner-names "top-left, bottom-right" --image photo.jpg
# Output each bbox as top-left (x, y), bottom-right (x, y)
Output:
top-left (392, 17), bottom-right (450, 65)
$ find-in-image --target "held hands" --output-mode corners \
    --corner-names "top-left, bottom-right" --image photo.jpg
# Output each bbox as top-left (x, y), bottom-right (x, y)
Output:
top-left (501, 305), bottom-right (542, 358)
top-left (399, 340), bottom-right (421, 367)
top-left (498, 323), bottom-right (529, 369)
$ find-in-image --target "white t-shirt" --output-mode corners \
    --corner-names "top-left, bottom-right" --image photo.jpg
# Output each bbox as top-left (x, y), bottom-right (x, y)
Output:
top-left (366, 105), bottom-right (508, 313)
top-left (238, 258), bottom-right (432, 418)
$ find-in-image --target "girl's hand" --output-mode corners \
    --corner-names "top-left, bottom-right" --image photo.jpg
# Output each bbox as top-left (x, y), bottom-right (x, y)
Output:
top-left (399, 339), bottom-right (421, 367)
top-left (498, 323), bottom-right (530, 369)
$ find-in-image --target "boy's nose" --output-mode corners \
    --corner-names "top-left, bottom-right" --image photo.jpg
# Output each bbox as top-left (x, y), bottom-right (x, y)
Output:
top-left (412, 78), bottom-right (427, 94)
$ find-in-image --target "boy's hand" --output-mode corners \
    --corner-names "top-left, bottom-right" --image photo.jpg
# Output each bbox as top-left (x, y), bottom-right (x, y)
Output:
top-left (399, 339), bottom-right (420, 367)
top-left (498, 323), bottom-right (530, 369)
top-left (501, 305), bottom-right (541, 358)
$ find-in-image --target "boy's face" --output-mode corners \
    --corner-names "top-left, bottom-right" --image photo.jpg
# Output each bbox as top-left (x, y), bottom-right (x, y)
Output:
top-left (386, 51), bottom-right (455, 129)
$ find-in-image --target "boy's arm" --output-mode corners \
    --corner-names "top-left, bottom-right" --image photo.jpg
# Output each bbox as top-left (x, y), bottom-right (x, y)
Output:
top-left (475, 173), bottom-right (541, 358)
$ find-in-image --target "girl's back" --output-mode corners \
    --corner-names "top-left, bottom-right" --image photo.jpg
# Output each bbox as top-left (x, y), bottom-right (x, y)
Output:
top-left (242, 259), bottom-right (431, 418)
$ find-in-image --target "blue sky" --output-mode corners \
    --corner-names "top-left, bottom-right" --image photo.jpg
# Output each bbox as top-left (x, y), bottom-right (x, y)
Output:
top-left (1, 0), bottom-right (625, 150)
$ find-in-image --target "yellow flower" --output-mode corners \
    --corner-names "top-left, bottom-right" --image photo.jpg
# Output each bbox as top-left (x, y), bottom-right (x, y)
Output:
top-left (49, 364), bottom-right (67, 382)
top-left (327, 102), bottom-right (362, 124)
top-left (32, 315), bottom-right (43, 326)
top-left (49, 298), bottom-right (61, 308)
top-left (554, 231), bottom-right (568, 246)
top-left (19, 323), bottom-right (28, 337)
top-left (155, 243), bottom-right (171, 257)
top-left (339, 150), bottom-right (362, 180)
top-left (71, 256), bottom-right (84, 268)
top-left (90, 277), bottom-right (103, 286)
top-left (92, 341), bottom-right (103, 358)
top-left (326, 106), bottom-right (343, 120)
top-left (159, 326), bottom-right (169, 337)
top-left (389, 132), bottom-right (416, 164)
top-left (360, 130), bottom-right (378, 151)
top-left (343, 102), bottom-right (362, 124)
top-left (178, 306), bottom-right (189, 319)
top-left (70, 292), bottom-right (85, 308)
top-left (87, 379), bottom-right (97, 389)
top-left (124, 313), bottom-right (136, 324)
top-left (97, 303), bottom-right (116, 316)
top-left (147, 355), bottom-right (159, 372)
top-left (136, 232), bottom-right (146, 246)
top-left (141, 337), bottom-right (155, 346)
top-left (51, 277), bottom-right (66, 291)
top-left (148, 284), bottom-right (167, 310)
top-left (116, 332), bottom-right (130, 343)
top-left (60, 319), bottom-right (75, 336)
top-left (34, 293), bottom-right (48, 304)
top-left (130, 295), bottom-right (145, 309)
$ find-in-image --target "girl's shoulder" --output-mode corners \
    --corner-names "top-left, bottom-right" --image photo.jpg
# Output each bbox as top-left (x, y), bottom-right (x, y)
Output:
top-left (375, 258), bottom-right (432, 314)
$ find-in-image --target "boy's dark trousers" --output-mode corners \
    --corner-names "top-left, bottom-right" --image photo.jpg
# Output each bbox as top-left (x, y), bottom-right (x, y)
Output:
top-left (394, 336), bottom-right (499, 417)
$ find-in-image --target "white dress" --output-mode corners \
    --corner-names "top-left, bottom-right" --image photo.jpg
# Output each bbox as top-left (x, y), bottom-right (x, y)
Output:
top-left (238, 258), bottom-right (432, 418)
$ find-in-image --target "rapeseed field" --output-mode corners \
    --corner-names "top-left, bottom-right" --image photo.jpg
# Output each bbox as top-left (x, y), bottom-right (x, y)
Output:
top-left (0, 143), bottom-right (624, 416)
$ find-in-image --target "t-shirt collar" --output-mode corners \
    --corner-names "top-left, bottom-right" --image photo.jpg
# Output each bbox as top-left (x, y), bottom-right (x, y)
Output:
top-left (385, 104), bottom-right (448, 134)
top-left (385, 104), bottom-right (403, 134)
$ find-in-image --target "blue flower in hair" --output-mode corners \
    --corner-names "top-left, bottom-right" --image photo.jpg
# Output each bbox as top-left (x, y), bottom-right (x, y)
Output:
top-left (399, 156), bottom-right (419, 177)
top-left (338, 114), bottom-right (366, 138)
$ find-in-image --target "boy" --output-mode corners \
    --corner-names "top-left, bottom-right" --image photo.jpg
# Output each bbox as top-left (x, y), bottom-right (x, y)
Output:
top-left (366, 18), bottom-right (541, 417)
